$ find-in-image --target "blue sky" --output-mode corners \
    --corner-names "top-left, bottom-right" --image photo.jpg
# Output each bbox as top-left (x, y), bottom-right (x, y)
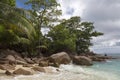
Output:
top-left (16, 0), bottom-right (31, 9)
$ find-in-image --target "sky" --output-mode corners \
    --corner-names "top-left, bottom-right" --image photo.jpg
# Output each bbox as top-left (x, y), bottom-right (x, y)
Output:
top-left (57, 0), bottom-right (120, 54)
top-left (16, 0), bottom-right (33, 10)
top-left (16, 0), bottom-right (120, 54)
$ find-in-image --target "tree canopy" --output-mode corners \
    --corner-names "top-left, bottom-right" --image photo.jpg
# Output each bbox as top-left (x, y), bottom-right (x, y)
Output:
top-left (0, 0), bottom-right (103, 57)
top-left (0, 0), bottom-right (16, 6)
top-left (47, 16), bottom-right (103, 54)
top-left (0, 1), bottom-right (37, 56)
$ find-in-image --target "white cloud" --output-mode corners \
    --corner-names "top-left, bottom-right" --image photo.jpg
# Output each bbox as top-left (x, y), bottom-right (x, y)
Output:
top-left (57, 0), bottom-right (86, 19)
top-left (90, 46), bottom-right (120, 54)
top-left (57, 0), bottom-right (120, 53)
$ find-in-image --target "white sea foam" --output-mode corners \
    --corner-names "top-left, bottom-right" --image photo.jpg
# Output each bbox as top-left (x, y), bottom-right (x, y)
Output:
top-left (0, 63), bottom-right (119, 80)
top-left (106, 60), bottom-right (112, 62)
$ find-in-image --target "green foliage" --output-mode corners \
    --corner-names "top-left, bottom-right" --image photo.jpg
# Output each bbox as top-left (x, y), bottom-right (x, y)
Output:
top-left (47, 16), bottom-right (103, 55)
top-left (0, 25), bottom-right (17, 44)
top-left (76, 22), bottom-right (103, 53)
top-left (0, 25), bottom-right (4, 32)
top-left (25, 0), bottom-right (61, 30)
top-left (47, 25), bottom-right (76, 53)
top-left (0, 0), bottom-right (103, 57)
top-left (0, 2), bottom-right (37, 40)
top-left (0, 0), bottom-right (15, 6)
top-left (24, 0), bottom-right (62, 56)
top-left (0, 2), bottom-right (38, 56)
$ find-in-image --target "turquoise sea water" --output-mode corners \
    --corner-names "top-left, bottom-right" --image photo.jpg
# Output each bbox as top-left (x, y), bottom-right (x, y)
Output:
top-left (89, 59), bottom-right (120, 80)
top-left (0, 54), bottom-right (120, 80)
top-left (60, 58), bottom-right (120, 80)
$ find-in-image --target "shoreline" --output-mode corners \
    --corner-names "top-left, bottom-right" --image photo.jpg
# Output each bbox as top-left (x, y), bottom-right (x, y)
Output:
top-left (0, 58), bottom-right (119, 80)
top-left (0, 59), bottom-right (119, 80)
top-left (0, 64), bottom-right (60, 78)
top-left (0, 50), bottom-right (117, 77)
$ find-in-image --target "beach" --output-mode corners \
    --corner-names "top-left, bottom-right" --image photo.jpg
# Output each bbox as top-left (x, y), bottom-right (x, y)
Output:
top-left (0, 57), bottom-right (120, 80)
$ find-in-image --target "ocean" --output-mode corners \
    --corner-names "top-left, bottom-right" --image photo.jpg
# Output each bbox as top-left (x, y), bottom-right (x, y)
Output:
top-left (0, 54), bottom-right (120, 80)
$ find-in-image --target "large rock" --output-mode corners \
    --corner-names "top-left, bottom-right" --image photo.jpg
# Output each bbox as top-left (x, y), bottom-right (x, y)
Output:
top-left (6, 55), bottom-right (16, 62)
top-left (89, 56), bottom-right (105, 62)
top-left (6, 55), bottom-right (16, 65)
top-left (23, 64), bottom-right (33, 67)
top-left (13, 68), bottom-right (32, 75)
top-left (0, 49), bottom-right (27, 65)
top-left (38, 57), bottom-right (59, 67)
top-left (24, 58), bottom-right (34, 64)
top-left (48, 62), bottom-right (59, 67)
top-left (96, 56), bottom-right (113, 59)
top-left (32, 66), bottom-right (45, 72)
top-left (0, 65), bottom-right (6, 70)
top-left (49, 52), bottom-right (71, 65)
top-left (14, 55), bottom-right (26, 63)
top-left (39, 61), bottom-right (49, 67)
top-left (0, 58), bottom-right (9, 64)
top-left (0, 64), bottom-right (15, 70)
top-left (73, 56), bottom-right (93, 66)
top-left (32, 66), bottom-right (56, 73)
top-left (32, 58), bottom-right (40, 64)
top-left (16, 60), bottom-right (27, 65)
top-left (0, 49), bottom-right (21, 58)
top-left (5, 70), bottom-right (13, 75)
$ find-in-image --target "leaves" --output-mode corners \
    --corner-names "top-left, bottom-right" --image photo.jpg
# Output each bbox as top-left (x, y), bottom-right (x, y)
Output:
top-left (47, 25), bottom-right (76, 53)
top-left (47, 16), bottom-right (103, 54)
top-left (0, 0), bottom-right (103, 56)
top-left (0, 2), bottom-right (37, 40)
top-left (0, 0), bottom-right (15, 6)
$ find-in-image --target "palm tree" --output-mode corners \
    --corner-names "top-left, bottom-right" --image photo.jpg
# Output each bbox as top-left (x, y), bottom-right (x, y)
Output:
top-left (0, 2), bottom-right (38, 56)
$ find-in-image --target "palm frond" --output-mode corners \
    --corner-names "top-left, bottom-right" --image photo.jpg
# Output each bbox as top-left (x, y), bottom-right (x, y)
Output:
top-left (0, 2), bottom-right (37, 41)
